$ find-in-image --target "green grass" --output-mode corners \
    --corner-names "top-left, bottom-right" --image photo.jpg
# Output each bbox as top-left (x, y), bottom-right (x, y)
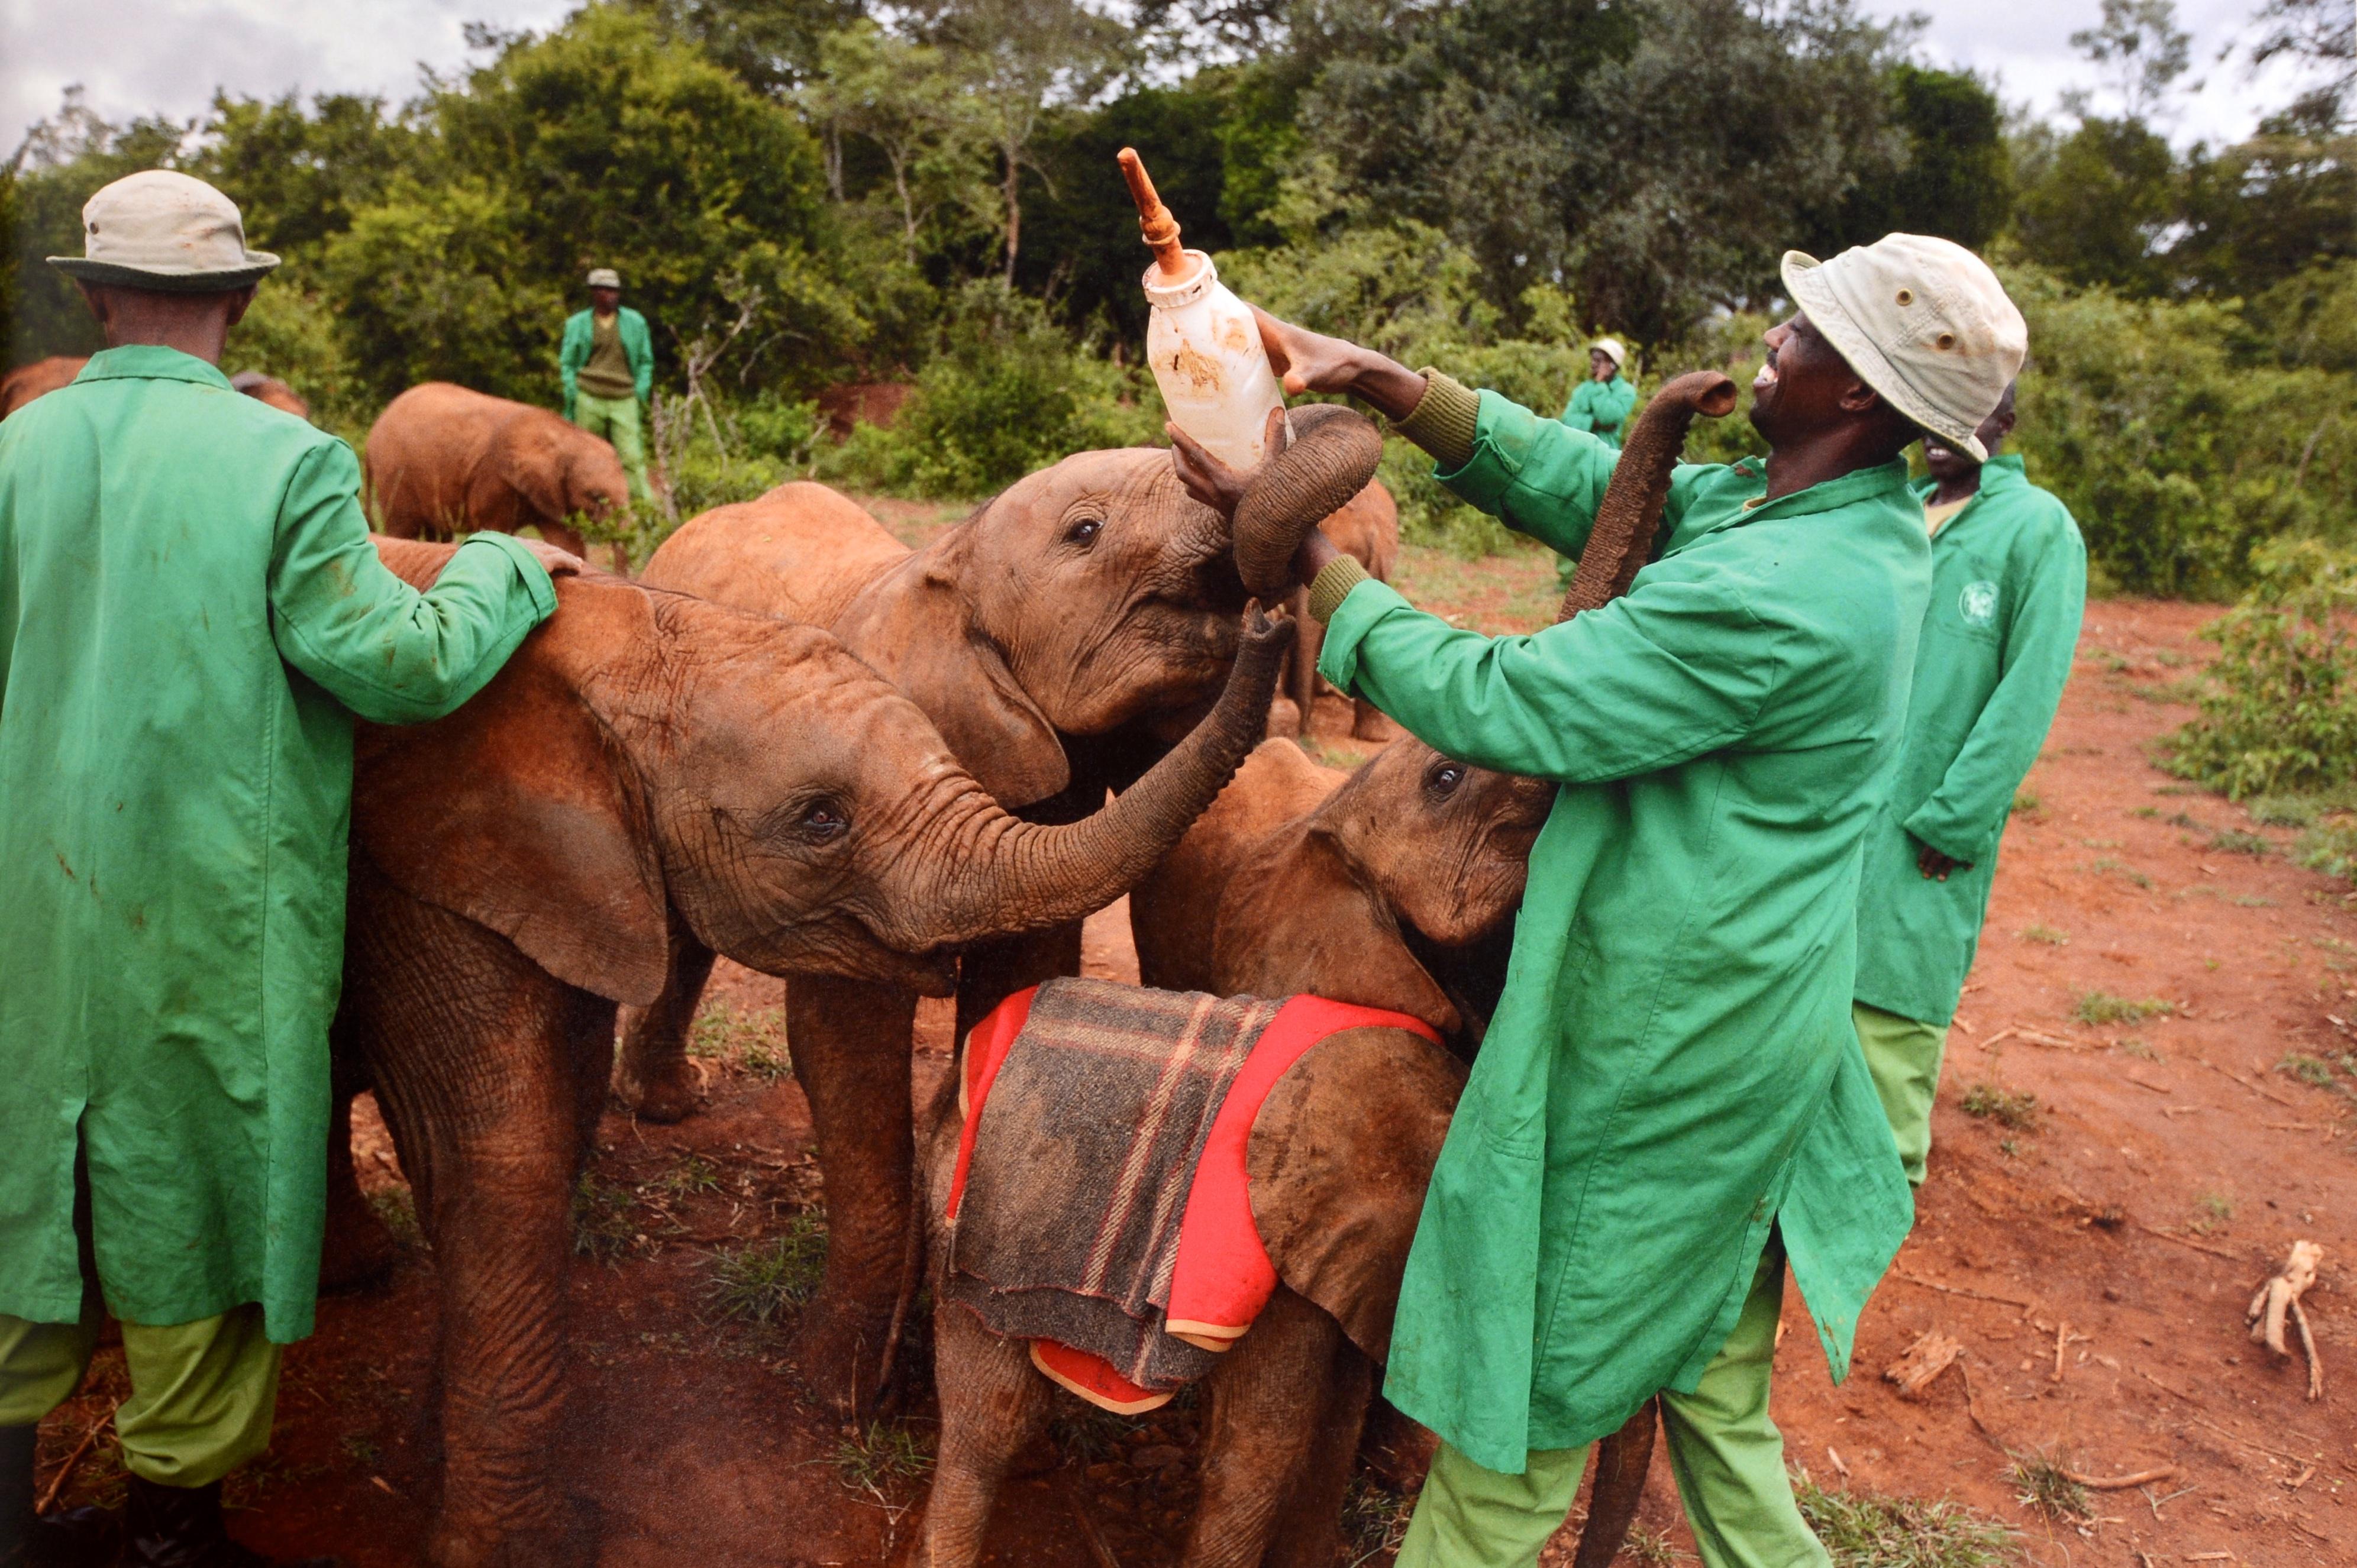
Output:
top-left (2072, 991), bottom-right (2174, 1026)
top-left (367, 1185), bottom-right (422, 1250)
top-left (2009, 789), bottom-right (2042, 816)
top-left (653, 1153), bottom-right (722, 1199)
top-left (2010, 1457), bottom-right (2089, 1519)
top-left (2017, 923), bottom-right (2069, 946)
top-left (1342, 1475), bottom-right (1416, 1564)
top-left (2208, 828), bottom-right (2271, 856)
top-left (689, 1000), bottom-right (793, 1080)
top-left (1794, 1475), bottom-right (2016, 1567)
top-left (2248, 795), bottom-right (2321, 827)
top-left (1961, 1083), bottom-right (2040, 1131)
top-left (2088, 856), bottom-right (2152, 889)
top-left (2116, 1037), bottom-right (2161, 1062)
top-left (2192, 1191), bottom-right (2236, 1233)
top-left (571, 1170), bottom-right (641, 1261)
top-left (833, 1421), bottom-right (933, 1492)
top-left (701, 1216), bottom-right (828, 1326)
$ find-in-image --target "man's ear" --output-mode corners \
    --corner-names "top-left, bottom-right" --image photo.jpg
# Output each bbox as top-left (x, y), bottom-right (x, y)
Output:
top-left (1211, 821), bottom-right (1458, 1033)
top-left (831, 556), bottom-right (1070, 810)
top-left (225, 286), bottom-right (256, 329)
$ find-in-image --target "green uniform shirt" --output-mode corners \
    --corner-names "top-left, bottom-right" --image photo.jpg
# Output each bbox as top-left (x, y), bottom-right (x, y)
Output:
top-left (1318, 392), bottom-right (1923, 1471)
top-left (559, 305), bottom-right (654, 419)
top-left (1560, 373), bottom-right (1636, 449)
top-left (1852, 455), bottom-right (2086, 1027)
top-left (0, 347), bottom-right (556, 1341)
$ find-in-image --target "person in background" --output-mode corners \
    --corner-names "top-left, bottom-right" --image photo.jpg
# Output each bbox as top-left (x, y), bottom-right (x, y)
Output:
top-left (1560, 337), bottom-right (1636, 448)
top-left (1552, 338), bottom-right (1639, 589)
top-left (1170, 232), bottom-right (2026, 1568)
top-left (559, 266), bottom-right (654, 507)
top-left (1, 170), bottom-right (570, 1568)
top-left (1852, 382), bottom-right (2086, 1189)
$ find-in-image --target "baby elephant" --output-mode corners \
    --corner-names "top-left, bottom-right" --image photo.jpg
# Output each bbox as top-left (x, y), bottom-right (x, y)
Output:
top-left (364, 382), bottom-right (630, 561)
top-left (914, 738), bottom-right (1550, 1567)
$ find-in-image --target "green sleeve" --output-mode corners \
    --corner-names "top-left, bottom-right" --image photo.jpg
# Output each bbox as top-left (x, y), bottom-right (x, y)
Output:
top-left (1902, 518), bottom-right (2087, 864)
top-left (1315, 575), bottom-right (1779, 784)
top-left (558, 313), bottom-right (587, 419)
top-left (268, 440), bottom-right (558, 725)
top-left (1602, 378), bottom-right (1638, 431)
top-left (624, 310), bottom-right (655, 404)
top-left (1561, 383), bottom-right (1596, 430)
top-left (1438, 389), bottom-right (1623, 562)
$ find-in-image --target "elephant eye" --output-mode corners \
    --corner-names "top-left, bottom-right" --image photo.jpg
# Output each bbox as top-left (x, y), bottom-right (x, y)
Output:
top-left (1064, 515), bottom-right (1103, 547)
top-left (797, 798), bottom-right (849, 843)
top-left (1426, 762), bottom-right (1465, 798)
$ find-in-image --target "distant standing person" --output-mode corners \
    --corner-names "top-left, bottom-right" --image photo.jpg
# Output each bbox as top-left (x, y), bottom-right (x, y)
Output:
top-left (1852, 382), bottom-right (2085, 1188)
top-left (560, 266), bottom-right (654, 506)
top-left (1560, 337), bottom-right (1636, 448)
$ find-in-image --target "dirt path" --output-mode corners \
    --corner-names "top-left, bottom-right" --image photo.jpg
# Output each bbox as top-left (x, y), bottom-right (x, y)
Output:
top-left (28, 553), bottom-right (2355, 1564)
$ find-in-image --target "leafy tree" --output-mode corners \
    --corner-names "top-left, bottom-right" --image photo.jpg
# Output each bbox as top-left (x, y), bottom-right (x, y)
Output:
top-left (2010, 116), bottom-right (2180, 295)
top-left (798, 20), bottom-right (982, 260)
top-left (2247, 0), bottom-right (2355, 129)
top-left (7, 88), bottom-right (191, 363)
top-left (2178, 102), bottom-right (2356, 296)
top-left (627, 0), bottom-right (868, 95)
top-left (1830, 65), bottom-right (2011, 251)
top-left (2067, 0), bottom-right (2192, 121)
top-left (192, 92), bottom-right (410, 256)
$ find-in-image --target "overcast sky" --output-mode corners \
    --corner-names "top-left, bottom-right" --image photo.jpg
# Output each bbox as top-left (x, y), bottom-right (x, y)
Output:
top-left (0, 0), bottom-right (2326, 160)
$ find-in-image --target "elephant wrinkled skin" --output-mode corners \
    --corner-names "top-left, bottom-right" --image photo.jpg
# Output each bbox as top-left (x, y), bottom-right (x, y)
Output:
top-left (333, 538), bottom-right (1286, 1567)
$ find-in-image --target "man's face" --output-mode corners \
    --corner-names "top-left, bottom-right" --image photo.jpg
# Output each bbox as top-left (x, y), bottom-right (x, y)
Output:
top-left (1748, 312), bottom-right (1865, 447)
top-left (589, 286), bottom-right (621, 313)
top-left (1590, 350), bottom-right (1615, 381)
top-left (1921, 399), bottom-right (2015, 483)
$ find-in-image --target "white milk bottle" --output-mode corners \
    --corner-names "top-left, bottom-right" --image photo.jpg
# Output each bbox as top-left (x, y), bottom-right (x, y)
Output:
top-left (1119, 147), bottom-right (1287, 472)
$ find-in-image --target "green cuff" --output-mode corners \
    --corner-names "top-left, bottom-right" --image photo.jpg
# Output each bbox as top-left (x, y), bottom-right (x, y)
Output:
top-left (1306, 555), bottom-right (1370, 623)
top-left (458, 531), bottom-right (561, 620)
top-left (1393, 370), bottom-right (1480, 470)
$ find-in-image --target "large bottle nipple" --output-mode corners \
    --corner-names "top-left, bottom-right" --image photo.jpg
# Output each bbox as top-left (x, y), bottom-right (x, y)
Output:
top-left (1116, 147), bottom-right (1191, 281)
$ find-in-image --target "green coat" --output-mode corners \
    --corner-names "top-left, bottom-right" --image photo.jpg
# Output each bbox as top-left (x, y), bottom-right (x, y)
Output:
top-left (1318, 393), bottom-right (1923, 1470)
top-left (560, 306), bottom-right (654, 418)
top-left (0, 347), bottom-right (556, 1341)
top-left (1560, 373), bottom-right (1636, 449)
top-left (1853, 456), bottom-right (2085, 1027)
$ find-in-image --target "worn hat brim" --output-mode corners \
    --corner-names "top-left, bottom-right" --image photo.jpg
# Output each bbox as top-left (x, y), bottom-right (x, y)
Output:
top-left (48, 255), bottom-right (280, 292)
top-left (1780, 251), bottom-right (1987, 463)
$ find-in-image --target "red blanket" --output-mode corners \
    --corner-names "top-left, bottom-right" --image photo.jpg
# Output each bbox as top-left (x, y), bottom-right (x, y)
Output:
top-left (948, 982), bottom-right (1438, 1412)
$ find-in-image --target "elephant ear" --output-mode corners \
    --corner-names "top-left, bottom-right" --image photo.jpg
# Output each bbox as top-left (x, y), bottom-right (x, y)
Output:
top-left (494, 414), bottom-right (569, 525)
top-left (352, 549), bottom-right (674, 1006)
top-left (831, 555), bottom-right (1070, 809)
top-left (1246, 1024), bottom-right (1464, 1362)
top-left (1212, 821), bottom-right (1459, 1034)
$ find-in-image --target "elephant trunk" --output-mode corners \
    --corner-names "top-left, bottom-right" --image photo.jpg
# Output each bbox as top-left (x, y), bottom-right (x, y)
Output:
top-left (1555, 370), bottom-right (1738, 622)
top-left (1231, 405), bottom-right (1388, 599)
top-left (924, 604), bottom-right (1291, 943)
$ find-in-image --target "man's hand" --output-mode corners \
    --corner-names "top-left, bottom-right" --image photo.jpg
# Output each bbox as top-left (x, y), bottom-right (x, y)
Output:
top-left (518, 538), bottom-right (585, 578)
top-left (1167, 406), bottom-right (1288, 522)
top-left (1915, 840), bottom-right (1970, 881)
top-left (1254, 307), bottom-right (1429, 422)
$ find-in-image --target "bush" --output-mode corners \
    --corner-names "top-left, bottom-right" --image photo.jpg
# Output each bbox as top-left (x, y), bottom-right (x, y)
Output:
top-left (818, 281), bottom-right (1161, 498)
top-left (2167, 541), bottom-right (2357, 798)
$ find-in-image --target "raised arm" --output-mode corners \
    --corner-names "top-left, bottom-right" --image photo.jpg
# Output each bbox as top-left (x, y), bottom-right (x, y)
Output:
top-left (267, 440), bottom-right (558, 725)
top-left (558, 315), bottom-right (586, 421)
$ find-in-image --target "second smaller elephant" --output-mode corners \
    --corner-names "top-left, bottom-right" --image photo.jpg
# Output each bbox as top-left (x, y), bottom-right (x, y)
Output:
top-left (364, 382), bottom-right (630, 561)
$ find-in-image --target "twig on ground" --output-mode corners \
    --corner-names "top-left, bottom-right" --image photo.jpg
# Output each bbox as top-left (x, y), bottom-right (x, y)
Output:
top-left (2138, 1223), bottom-right (2246, 1262)
top-left (2246, 1241), bottom-right (2325, 1400)
top-left (2193, 1056), bottom-right (2300, 1108)
top-left (2060, 1466), bottom-right (2181, 1489)
top-left (1890, 1269), bottom-right (2036, 1311)
top-left (34, 1404), bottom-right (114, 1514)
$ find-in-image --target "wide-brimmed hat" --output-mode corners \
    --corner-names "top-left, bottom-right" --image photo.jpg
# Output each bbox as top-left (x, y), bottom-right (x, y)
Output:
top-left (1780, 234), bottom-right (2025, 461)
top-left (586, 267), bottom-right (622, 289)
top-left (47, 170), bottom-right (279, 292)
top-left (1590, 337), bottom-right (1628, 370)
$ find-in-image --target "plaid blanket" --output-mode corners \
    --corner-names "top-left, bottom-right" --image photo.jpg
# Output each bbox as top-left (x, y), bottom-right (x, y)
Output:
top-left (945, 976), bottom-right (1283, 1396)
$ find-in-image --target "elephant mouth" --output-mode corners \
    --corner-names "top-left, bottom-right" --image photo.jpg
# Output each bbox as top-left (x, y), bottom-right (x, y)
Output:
top-left (1400, 913), bottom-right (1518, 1060)
top-left (722, 916), bottom-right (961, 998)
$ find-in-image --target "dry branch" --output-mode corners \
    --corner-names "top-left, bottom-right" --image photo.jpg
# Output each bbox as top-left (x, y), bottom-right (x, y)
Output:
top-left (2248, 1240), bottom-right (2325, 1399)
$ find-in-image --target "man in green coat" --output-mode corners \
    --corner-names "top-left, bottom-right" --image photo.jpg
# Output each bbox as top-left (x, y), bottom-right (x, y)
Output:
top-left (1560, 336), bottom-right (1636, 447)
top-left (1171, 234), bottom-right (2026, 1568)
top-left (559, 266), bottom-right (655, 505)
top-left (1853, 384), bottom-right (2087, 1187)
top-left (1, 172), bottom-right (567, 1568)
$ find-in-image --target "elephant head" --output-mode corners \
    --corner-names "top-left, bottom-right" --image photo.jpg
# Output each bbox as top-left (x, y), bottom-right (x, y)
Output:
top-left (353, 540), bottom-right (1289, 1002)
top-left (828, 406), bottom-right (1386, 808)
top-left (1210, 739), bottom-right (1552, 1045)
top-left (503, 414), bottom-right (630, 534)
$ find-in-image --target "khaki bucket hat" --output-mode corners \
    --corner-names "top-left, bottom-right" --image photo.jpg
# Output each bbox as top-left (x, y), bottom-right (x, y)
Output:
top-left (586, 267), bottom-right (622, 289)
top-left (47, 170), bottom-right (279, 292)
top-left (1590, 337), bottom-right (1628, 370)
top-left (1780, 234), bottom-right (2025, 461)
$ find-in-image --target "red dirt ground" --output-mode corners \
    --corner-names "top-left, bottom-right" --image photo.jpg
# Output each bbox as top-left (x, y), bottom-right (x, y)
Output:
top-left (28, 549), bottom-right (2356, 1566)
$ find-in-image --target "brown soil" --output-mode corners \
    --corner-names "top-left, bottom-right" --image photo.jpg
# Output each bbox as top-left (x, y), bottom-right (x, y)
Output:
top-left (30, 549), bottom-right (2357, 1565)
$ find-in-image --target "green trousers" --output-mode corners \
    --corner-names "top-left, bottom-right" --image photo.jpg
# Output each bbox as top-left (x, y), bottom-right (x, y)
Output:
top-left (1852, 1001), bottom-right (1946, 1189)
top-left (0, 1304), bottom-right (279, 1488)
top-left (1396, 1250), bottom-right (1828, 1568)
top-left (572, 391), bottom-right (653, 505)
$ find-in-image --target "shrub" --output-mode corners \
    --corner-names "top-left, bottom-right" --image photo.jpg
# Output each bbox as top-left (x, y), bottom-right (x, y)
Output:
top-left (1793, 1474), bottom-right (2016, 1568)
top-left (2168, 541), bottom-right (2357, 798)
top-left (1961, 1083), bottom-right (2039, 1130)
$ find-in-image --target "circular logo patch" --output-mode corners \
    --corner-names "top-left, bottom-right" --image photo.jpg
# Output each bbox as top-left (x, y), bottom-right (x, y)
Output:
top-left (1959, 580), bottom-right (1998, 628)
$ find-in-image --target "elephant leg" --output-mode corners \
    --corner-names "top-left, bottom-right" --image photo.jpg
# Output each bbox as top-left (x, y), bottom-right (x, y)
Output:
top-left (614, 922), bottom-right (715, 1123)
top-left (1570, 1398), bottom-right (1659, 1568)
top-left (954, 922), bottom-right (1084, 1041)
top-left (1264, 1336), bottom-right (1372, 1568)
top-left (918, 1305), bottom-right (1054, 1568)
top-left (317, 1058), bottom-right (397, 1294)
top-left (345, 871), bottom-right (594, 1567)
top-left (786, 973), bottom-right (922, 1417)
top-left (1180, 1288), bottom-right (1342, 1568)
